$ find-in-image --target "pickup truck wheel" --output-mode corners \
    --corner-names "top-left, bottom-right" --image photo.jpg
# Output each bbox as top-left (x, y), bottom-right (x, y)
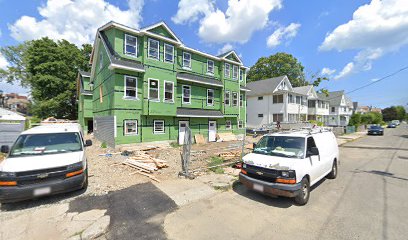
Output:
top-left (294, 177), bottom-right (310, 206)
top-left (327, 160), bottom-right (338, 179)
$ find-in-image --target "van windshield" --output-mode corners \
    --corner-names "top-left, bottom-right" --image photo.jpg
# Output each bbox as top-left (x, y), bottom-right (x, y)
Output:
top-left (253, 136), bottom-right (305, 159)
top-left (9, 132), bottom-right (83, 157)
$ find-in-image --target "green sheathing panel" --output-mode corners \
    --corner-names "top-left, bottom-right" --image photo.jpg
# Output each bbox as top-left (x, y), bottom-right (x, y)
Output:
top-left (176, 49), bottom-right (221, 79)
top-left (147, 25), bottom-right (177, 41)
top-left (176, 80), bottom-right (222, 110)
top-left (82, 76), bottom-right (92, 91)
top-left (225, 54), bottom-right (240, 63)
top-left (111, 28), bottom-right (144, 62)
top-left (221, 61), bottom-right (241, 116)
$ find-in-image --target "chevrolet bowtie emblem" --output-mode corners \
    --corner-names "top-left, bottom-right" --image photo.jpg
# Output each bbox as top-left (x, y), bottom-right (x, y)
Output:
top-left (37, 173), bottom-right (49, 179)
top-left (256, 171), bottom-right (263, 175)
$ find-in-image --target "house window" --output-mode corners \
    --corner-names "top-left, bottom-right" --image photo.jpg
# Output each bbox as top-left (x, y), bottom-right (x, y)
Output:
top-left (164, 81), bottom-right (174, 102)
top-left (258, 114), bottom-right (263, 118)
top-left (331, 107), bottom-right (335, 113)
top-left (296, 96), bottom-right (301, 104)
top-left (224, 63), bottom-right (230, 78)
top-left (153, 120), bottom-right (165, 134)
top-left (238, 120), bottom-right (243, 129)
top-left (273, 114), bottom-right (283, 122)
top-left (240, 94), bottom-right (244, 107)
top-left (232, 65), bottom-right (238, 79)
top-left (207, 89), bottom-right (214, 106)
top-left (124, 120), bottom-right (138, 135)
top-left (182, 85), bottom-right (191, 104)
top-left (148, 38), bottom-right (159, 60)
top-left (124, 76), bottom-right (137, 98)
top-left (273, 94), bottom-right (283, 103)
top-left (148, 79), bottom-right (159, 101)
top-left (225, 120), bottom-right (232, 130)
top-left (289, 94), bottom-right (294, 103)
top-left (232, 92), bottom-right (238, 106)
top-left (207, 60), bottom-right (214, 74)
top-left (258, 96), bottom-right (263, 101)
top-left (164, 43), bottom-right (174, 63)
top-left (239, 69), bottom-right (244, 81)
top-left (183, 52), bottom-right (191, 68)
top-left (125, 34), bottom-right (137, 56)
top-left (224, 91), bottom-right (230, 106)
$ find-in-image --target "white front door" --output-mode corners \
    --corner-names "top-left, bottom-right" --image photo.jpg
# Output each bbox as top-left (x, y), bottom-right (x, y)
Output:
top-left (208, 121), bottom-right (217, 142)
top-left (179, 121), bottom-right (189, 144)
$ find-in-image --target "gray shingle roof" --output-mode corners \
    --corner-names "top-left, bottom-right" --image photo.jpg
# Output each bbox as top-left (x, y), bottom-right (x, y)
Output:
top-left (176, 108), bottom-right (224, 118)
top-left (240, 85), bottom-right (251, 92)
top-left (177, 73), bottom-right (223, 87)
top-left (292, 85), bottom-right (312, 96)
top-left (246, 76), bottom-right (287, 96)
top-left (317, 91), bottom-right (350, 106)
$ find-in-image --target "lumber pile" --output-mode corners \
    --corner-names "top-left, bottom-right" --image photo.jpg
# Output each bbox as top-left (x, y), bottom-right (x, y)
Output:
top-left (216, 133), bottom-right (237, 142)
top-left (194, 134), bottom-right (206, 144)
top-left (122, 151), bottom-right (168, 182)
top-left (219, 150), bottom-right (241, 160)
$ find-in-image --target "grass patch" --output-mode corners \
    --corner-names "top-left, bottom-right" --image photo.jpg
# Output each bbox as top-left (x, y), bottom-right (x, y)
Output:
top-left (100, 142), bottom-right (107, 148)
top-left (208, 156), bottom-right (225, 174)
top-left (170, 142), bottom-right (180, 148)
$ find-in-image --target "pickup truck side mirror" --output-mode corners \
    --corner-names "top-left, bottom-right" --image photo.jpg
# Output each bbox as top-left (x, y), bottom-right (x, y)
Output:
top-left (85, 140), bottom-right (93, 147)
top-left (1, 145), bottom-right (10, 154)
top-left (307, 147), bottom-right (319, 156)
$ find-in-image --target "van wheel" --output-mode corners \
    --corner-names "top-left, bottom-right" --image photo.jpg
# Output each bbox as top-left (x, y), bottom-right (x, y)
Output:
top-left (327, 160), bottom-right (337, 179)
top-left (294, 177), bottom-right (310, 206)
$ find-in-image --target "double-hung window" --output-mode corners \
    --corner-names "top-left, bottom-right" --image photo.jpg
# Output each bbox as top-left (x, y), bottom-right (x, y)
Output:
top-left (124, 76), bottom-right (137, 98)
top-left (232, 92), bottom-right (238, 106)
top-left (224, 63), bottom-right (230, 78)
top-left (224, 91), bottom-right (230, 106)
top-left (148, 38), bottom-right (159, 60)
top-left (182, 85), bottom-right (191, 104)
top-left (239, 69), bottom-right (244, 81)
top-left (154, 120), bottom-right (165, 134)
top-left (124, 120), bottom-right (138, 136)
top-left (164, 44), bottom-right (174, 63)
top-left (207, 89), bottom-right (214, 106)
top-left (240, 94), bottom-right (243, 107)
top-left (232, 65), bottom-right (238, 80)
top-left (207, 60), bottom-right (214, 74)
top-left (124, 34), bottom-right (137, 56)
top-left (164, 81), bottom-right (174, 102)
top-left (238, 120), bottom-right (243, 129)
top-left (148, 79), bottom-right (159, 101)
top-left (225, 120), bottom-right (232, 130)
top-left (183, 52), bottom-right (191, 69)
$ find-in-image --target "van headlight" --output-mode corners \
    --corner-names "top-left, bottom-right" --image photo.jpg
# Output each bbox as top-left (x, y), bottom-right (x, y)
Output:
top-left (242, 163), bottom-right (247, 169)
top-left (0, 172), bottom-right (16, 178)
top-left (280, 170), bottom-right (295, 178)
top-left (66, 162), bottom-right (84, 171)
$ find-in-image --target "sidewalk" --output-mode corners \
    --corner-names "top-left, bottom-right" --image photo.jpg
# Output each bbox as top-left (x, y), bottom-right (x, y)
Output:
top-left (336, 131), bottom-right (366, 146)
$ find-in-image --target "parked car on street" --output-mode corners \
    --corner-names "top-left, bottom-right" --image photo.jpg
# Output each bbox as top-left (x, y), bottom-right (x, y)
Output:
top-left (0, 123), bottom-right (92, 203)
top-left (387, 123), bottom-right (397, 128)
top-left (239, 128), bottom-right (339, 205)
top-left (368, 125), bottom-right (384, 135)
top-left (391, 120), bottom-right (400, 126)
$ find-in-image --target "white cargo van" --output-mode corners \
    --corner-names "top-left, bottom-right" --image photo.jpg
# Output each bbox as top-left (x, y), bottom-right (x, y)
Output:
top-left (240, 128), bottom-right (339, 205)
top-left (0, 123), bottom-right (92, 203)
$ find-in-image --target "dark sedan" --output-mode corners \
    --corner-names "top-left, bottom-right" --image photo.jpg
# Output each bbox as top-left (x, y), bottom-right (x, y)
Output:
top-left (368, 125), bottom-right (384, 135)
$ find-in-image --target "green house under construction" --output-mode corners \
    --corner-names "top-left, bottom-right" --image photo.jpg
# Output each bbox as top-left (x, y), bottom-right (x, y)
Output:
top-left (82, 21), bottom-right (249, 147)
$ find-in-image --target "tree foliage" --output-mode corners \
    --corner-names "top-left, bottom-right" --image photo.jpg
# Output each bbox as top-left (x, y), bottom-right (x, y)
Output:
top-left (382, 106), bottom-right (407, 121)
top-left (349, 113), bottom-right (362, 127)
top-left (1, 38), bottom-right (92, 119)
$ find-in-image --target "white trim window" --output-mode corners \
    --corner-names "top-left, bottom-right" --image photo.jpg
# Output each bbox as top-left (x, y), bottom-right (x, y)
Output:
top-left (124, 76), bottom-right (137, 99)
top-left (240, 93), bottom-right (244, 107)
top-left (148, 38), bottom-right (159, 60)
top-left (153, 120), bottom-right (165, 134)
top-left (239, 69), bottom-right (244, 81)
top-left (148, 79), bottom-right (160, 101)
top-left (224, 63), bottom-right (230, 78)
top-left (232, 92), bottom-right (238, 106)
top-left (164, 81), bottom-right (174, 102)
top-left (238, 120), bottom-right (244, 129)
top-left (232, 65), bottom-right (238, 80)
top-left (164, 43), bottom-right (174, 63)
top-left (224, 91), bottom-right (230, 106)
top-left (207, 60), bottom-right (214, 74)
top-left (124, 120), bottom-right (138, 136)
top-left (225, 120), bottom-right (232, 130)
top-left (124, 34), bottom-right (137, 56)
top-left (207, 89), bottom-right (214, 106)
top-left (182, 85), bottom-right (191, 104)
top-left (183, 52), bottom-right (191, 69)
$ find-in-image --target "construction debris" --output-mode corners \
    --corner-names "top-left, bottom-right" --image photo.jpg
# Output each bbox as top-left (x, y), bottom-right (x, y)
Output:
top-left (121, 151), bottom-right (168, 182)
top-left (194, 134), bottom-right (206, 144)
top-left (216, 133), bottom-right (237, 142)
top-left (218, 150), bottom-right (241, 160)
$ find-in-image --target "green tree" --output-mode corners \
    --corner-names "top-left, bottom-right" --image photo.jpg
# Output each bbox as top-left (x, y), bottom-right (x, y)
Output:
top-left (1, 38), bottom-right (92, 119)
top-left (349, 113), bottom-right (362, 127)
top-left (382, 106), bottom-right (398, 121)
top-left (395, 106), bottom-right (406, 120)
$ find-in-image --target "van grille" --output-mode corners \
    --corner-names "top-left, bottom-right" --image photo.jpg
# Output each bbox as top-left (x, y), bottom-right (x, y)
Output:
top-left (245, 164), bottom-right (279, 183)
top-left (16, 166), bottom-right (67, 177)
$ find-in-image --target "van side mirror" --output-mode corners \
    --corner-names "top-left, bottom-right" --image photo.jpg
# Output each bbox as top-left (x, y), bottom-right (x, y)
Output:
top-left (85, 140), bottom-right (93, 147)
top-left (1, 145), bottom-right (10, 154)
top-left (307, 147), bottom-right (319, 156)
top-left (252, 143), bottom-right (257, 149)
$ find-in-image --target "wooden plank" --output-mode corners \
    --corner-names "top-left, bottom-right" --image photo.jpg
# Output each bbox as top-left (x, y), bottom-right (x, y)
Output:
top-left (122, 162), bottom-right (152, 173)
top-left (130, 170), bottom-right (160, 183)
top-left (194, 134), bottom-right (206, 144)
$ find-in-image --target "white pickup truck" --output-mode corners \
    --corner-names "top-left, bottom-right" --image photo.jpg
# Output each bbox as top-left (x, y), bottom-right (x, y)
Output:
top-left (240, 128), bottom-right (339, 205)
top-left (0, 123), bottom-right (91, 203)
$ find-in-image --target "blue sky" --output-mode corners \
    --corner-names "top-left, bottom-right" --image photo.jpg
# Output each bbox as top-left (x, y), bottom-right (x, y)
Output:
top-left (0, 0), bottom-right (407, 109)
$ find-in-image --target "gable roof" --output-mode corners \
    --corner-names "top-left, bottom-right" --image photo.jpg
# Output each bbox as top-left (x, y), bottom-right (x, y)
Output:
top-left (247, 76), bottom-right (291, 96)
top-left (141, 21), bottom-right (183, 44)
top-left (217, 50), bottom-right (243, 64)
top-left (293, 85), bottom-right (312, 96)
top-left (317, 91), bottom-right (349, 106)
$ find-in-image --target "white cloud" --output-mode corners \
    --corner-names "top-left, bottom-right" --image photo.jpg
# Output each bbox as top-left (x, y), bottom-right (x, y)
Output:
top-left (0, 53), bottom-right (8, 70)
top-left (266, 23), bottom-right (301, 48)
top-left (171, 0), bottom-right (214, 24)
top-left (217, 43), bottom-right (233, 55)
top-left (320, 0), bottom-right (408, 79)
top-left (173, 0), bottom-right (282, 44)
top-left (321, 67), bottom-right (336, 76)
top-left (334, 62), bottom-right (354, 80)
top-left (9, 0), bottom-right (144, 46)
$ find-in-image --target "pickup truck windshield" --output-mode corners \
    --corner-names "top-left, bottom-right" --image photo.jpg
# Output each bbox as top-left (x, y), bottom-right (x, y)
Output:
top-left (253, 136), bottom-right (305, 159)
top-left (9, 132), bottom-right (82, 157)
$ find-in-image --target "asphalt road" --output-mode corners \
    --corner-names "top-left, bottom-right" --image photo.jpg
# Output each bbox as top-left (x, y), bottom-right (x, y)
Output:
top-left (164, 124), bottom-right (408, 240)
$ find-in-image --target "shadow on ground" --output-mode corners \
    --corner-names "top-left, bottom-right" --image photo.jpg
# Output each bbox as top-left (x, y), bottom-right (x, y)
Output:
top-left (353, 170), bottom-right (408, 182)
top-left (68, 182), bottom-right (177, 240)
top-left (341, 145), bottom-right (408, 151)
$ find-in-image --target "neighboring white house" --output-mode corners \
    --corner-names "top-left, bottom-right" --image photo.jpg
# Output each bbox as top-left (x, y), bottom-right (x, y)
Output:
top-left (317, 91), bottom-right (353, 126)
top-left (246, 76), bottom-right (309, 128)
top-left (293, 85), bottom-right (330, 123)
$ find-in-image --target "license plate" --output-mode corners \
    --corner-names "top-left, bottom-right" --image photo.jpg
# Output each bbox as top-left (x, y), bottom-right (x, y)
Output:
top-left (33, 187), bottom-right (51, 196)
top-left (253, 183), bottom-right (264, 192)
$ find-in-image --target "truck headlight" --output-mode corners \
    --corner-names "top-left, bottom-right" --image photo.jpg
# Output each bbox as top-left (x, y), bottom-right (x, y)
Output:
top-left (0, 172), bottom-right (16, 178)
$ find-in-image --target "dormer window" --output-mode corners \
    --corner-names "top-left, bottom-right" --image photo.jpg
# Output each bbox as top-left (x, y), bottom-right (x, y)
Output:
top-left (125, 34), bottom-right (137, 56)
top-left (148, 38), bottom-right (159, 60)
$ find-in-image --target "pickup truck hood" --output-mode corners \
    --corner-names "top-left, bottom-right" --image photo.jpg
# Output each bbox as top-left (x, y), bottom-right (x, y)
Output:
top-left (0, 151), bottom-right (83, 172)
top-left (242, 153), bottom-right (298, 170)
